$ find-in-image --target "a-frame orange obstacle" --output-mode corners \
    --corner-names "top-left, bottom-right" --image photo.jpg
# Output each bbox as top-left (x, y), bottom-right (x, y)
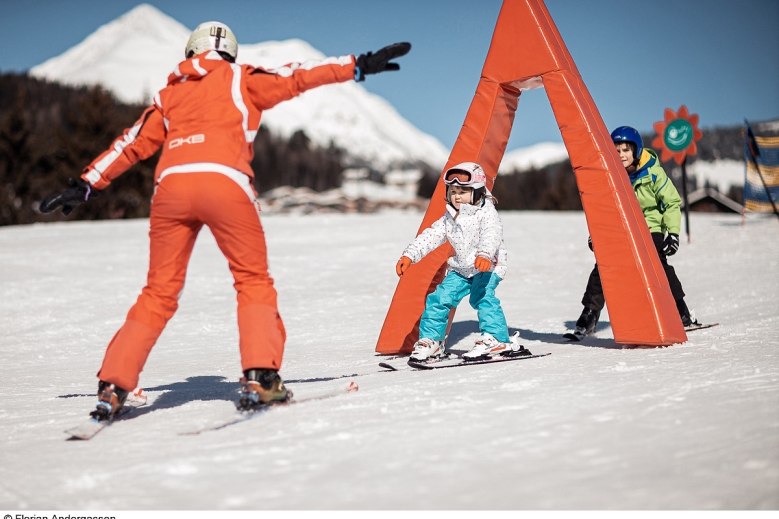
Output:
top-left (376, 0), bottom-right (687, 354)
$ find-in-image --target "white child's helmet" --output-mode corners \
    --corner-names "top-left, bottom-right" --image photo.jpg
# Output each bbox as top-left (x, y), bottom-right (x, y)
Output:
top-left (443, 162), bottom-right (487, 189)
top-left (443, 162), bottom-right (489, 205)
top-left (185, 21), bottom-right (238, 61)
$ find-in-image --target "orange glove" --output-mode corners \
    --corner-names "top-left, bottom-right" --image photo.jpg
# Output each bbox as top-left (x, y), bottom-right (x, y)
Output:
top-left (396, 256), bottom-right (412, 277)
top-left (474, 256), bottom-right (492, 272)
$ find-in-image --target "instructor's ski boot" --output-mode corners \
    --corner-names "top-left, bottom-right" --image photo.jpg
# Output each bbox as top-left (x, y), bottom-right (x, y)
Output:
top-left (90, 381), bottom-right (129, 421)
top-left (237, 369), bottom-right (291, 411)
top-left (463, 332), bottom-right (525, 360)
top-left (575, 307), bottom-right (601, 337)
top-left (409, 338), bottom-right (445, 361)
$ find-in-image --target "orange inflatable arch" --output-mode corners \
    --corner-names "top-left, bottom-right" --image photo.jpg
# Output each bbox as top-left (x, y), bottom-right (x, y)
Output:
top-left (376, 0), bottom-right (687, 354)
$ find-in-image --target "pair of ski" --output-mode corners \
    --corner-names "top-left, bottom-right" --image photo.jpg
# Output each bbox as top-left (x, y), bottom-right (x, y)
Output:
top-left (380, 349), bottom-right (551, 372)
top-left (563, 322), bottom-right (719, 342)
top-left (65, 382), bottom-right (359, 440)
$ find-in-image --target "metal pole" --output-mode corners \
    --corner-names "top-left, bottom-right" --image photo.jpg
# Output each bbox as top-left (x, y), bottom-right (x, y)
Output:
top-left (681, 156), bottom-right (691, 243)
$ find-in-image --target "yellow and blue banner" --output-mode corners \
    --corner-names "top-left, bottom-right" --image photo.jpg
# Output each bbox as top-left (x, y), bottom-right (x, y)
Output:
top-left (744, 120), bottom-right (779, 214)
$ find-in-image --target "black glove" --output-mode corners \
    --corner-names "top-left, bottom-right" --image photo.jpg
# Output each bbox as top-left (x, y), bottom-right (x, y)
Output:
top-left (587, 236), bottom-right (593, 251)
top-left (355, 42), bottom-right (411, 82)
top-left (662, 233), bottom-right (679, 256)
top-left (40, 178), bottom-right (100, 216)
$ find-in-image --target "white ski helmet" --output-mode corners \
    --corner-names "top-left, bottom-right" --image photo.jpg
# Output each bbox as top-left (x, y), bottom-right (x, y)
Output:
top-left (443, 162), bottom-right (489, 205)
top-left (185, 21), bottom-right (238, 61)
top-left (443, 162), bottom-right (487, 189)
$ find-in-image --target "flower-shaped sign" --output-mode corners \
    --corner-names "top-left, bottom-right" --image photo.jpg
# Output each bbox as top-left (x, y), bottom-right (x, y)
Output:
top-left (652, 105), bottom-right (703, 165)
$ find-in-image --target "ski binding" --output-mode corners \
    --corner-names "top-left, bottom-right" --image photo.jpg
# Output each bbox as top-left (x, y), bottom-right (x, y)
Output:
top-left (65, 389), bottom-right (148, 440)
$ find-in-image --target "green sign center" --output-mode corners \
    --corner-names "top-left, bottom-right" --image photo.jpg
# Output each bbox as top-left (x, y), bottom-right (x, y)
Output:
top-left (664, 119), bottom-right (693, 152)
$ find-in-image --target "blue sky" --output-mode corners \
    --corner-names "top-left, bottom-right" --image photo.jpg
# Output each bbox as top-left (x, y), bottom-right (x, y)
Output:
top-left (1, 0), bottom-right (777, 150)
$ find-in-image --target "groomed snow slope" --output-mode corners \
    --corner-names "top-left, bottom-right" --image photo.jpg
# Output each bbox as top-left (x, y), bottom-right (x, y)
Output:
top-left (0, 211), bottom-right (777, 509)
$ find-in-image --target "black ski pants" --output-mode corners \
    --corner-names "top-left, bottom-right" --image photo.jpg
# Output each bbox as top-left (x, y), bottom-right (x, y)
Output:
top-left (581, 232), bottom-right (685, 313)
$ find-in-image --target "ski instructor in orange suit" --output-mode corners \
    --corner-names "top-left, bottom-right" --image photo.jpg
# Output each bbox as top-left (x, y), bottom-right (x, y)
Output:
top-left (40, 21), bottom-right (411, 421)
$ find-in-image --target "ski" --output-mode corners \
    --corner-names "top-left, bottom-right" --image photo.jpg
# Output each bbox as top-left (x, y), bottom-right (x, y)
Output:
top-left (64, 389), bottom-right (148, 440)
top-left (565, 322), bottom-right (717, 340)
top-left (685, 322), bottom-right (719, 332)
top-left (180, 381), bottom-right (359, 435)
top-left (408, 351), bottom-right (551, 370)
top-left (379, 353), bottom-right (458, 372)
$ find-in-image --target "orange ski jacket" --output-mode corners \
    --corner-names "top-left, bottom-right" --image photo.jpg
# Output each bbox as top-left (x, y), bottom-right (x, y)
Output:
top-left (82, 50), bottom-right (356, 194)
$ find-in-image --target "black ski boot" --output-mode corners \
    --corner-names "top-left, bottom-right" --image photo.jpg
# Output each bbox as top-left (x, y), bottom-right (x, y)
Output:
top-left (90, 381), bottom-right (129, 421)
top-left (237, 369), bottom-right (291, 411)
top-left (676, 299), bottom-right (699, 327)
top-left (575, 307), bottom-right (601, 337)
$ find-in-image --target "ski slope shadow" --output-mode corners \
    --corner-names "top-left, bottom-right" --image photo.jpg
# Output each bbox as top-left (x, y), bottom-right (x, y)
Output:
top-left (561, 320), bottom-right (620, 348)
top-left (57, 376), bottom-right (240, 418)
top-left (131, 376), bottom-right (239, 417)
top-left (57, 374), bottom-right (360, 419)
top-left (446, 319), bottom-right (620, 350)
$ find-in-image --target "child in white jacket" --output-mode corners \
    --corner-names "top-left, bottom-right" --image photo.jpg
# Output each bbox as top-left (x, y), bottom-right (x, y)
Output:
top-left (396, 162), bottom-right (522, 361)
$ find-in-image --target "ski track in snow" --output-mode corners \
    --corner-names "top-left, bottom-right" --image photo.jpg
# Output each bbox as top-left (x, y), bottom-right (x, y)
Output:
top-left (0, 211), bottom-right (777, 509)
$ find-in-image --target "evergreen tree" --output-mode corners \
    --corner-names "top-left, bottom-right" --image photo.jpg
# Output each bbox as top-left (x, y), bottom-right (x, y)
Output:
top-left (0, 73), bottom-right (347, 226)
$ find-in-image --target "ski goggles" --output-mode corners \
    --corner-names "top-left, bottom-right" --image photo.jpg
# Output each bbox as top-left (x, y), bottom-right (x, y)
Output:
top-left (443, 170), bottom-right (473, 185)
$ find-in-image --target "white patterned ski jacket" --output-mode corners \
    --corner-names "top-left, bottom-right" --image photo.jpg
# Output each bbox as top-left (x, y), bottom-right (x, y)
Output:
top-left (402, 199), bottom-right (507, 279)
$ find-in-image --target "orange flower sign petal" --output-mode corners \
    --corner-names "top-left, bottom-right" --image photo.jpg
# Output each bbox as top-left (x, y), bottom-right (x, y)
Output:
top-left (652, 105), bottom-right (704, 165)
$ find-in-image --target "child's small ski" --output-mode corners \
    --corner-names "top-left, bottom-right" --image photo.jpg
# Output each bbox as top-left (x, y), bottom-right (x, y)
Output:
top-left (685, 322), bottom-right (719, 332)
top-left (379, 353), bottom-right (458, 371)
top-left (64, 389), bottom-right (148, 440)
top-left (407, 351), bottom-right (550, 370)
top-left (379, 362), bottom-right (404, 371)
top-left (180, 381), bottom-right (358, 435)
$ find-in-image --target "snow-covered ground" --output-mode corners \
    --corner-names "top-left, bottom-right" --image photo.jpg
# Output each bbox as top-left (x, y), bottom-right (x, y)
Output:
top-left (1, 211), bottom-right (777, 509)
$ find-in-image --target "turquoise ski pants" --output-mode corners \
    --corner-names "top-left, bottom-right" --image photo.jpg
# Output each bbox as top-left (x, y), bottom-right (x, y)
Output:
top-left (419, 271), bottom-right (509, 343)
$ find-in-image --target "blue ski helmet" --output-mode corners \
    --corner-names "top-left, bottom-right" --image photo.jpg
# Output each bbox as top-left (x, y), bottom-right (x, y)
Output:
top-left (611, 126), bottom-right (643, 162)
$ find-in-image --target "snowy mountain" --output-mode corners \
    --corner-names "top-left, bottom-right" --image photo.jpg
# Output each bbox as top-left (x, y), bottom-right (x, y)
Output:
top-left (30, 4), bottom-right (449, 170)
top-left (498, 142), bottom-right (569, 174)
top-left (239, 39), bottom-right (449, 171)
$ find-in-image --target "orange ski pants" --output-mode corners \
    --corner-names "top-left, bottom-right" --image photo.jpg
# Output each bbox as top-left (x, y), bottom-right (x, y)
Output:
top-left (97, 172), bottom-right (285, 390)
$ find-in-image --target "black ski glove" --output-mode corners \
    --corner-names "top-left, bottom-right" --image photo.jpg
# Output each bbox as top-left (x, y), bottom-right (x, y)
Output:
top-left (355, 42), bottom-right (411, 82)
top-left (40, 178), bottom-right (100, 216)
top-left (662, 233), bottom-right (680, 256)
top-left (588, 236), bottom-right (593, 251)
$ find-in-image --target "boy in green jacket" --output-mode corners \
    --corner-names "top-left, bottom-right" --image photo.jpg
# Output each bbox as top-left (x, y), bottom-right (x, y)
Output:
top-left (569, 126), bottom-right (699, 340)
